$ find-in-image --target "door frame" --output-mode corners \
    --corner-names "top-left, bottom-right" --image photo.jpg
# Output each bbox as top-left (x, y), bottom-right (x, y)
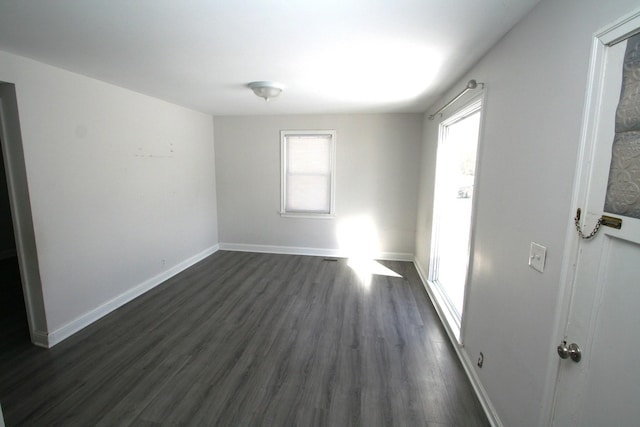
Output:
top-left (539, 8), bottom-right (640, 426)
top-left (0, 82), bottom-right (48, 347)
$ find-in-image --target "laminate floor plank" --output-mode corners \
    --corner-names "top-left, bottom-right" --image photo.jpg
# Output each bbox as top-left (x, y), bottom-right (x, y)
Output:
top-left (0, 251), bottom-right (488, 426)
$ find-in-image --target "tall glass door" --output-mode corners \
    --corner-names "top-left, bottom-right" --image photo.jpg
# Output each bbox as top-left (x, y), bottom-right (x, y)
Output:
top-left (429, 100), bottom-right (482, 332)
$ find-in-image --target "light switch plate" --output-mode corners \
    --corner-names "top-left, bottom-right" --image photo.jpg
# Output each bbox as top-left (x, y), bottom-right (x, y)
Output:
top-left (529, 242), bottom-right (546, 273)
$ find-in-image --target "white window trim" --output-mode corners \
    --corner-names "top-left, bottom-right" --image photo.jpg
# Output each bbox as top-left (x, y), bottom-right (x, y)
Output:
top-left (280, 130), bottom-right (337, 218)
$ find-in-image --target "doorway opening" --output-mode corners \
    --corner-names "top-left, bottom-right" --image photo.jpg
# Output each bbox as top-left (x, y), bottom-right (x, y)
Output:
top-left (0, 143), bottom-right (29, 349)
top-left (429, 98), bottom-right (482, 339)
top-left (0, 82), bottom-right (48, 348)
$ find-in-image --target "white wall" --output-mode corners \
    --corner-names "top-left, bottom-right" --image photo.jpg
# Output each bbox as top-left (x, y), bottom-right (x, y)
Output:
top-left (0, 51), bottom-right (218, 343)
top-left (415, 0), bottom-right (640, 425)
top-left (215, 114), bottom-right (422, 259)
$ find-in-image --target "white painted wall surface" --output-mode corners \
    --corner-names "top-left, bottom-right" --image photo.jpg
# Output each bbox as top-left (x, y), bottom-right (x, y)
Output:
top-left (215, 114), bottom-right (422, 259)
top-left (415, 0), bottom-right (640, 425)
top-left (0, 51), bottom-right (218, 337)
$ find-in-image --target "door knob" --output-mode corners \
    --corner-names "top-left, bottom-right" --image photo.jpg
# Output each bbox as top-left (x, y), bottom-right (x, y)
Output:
top-left (557, 341), bottom-right (582, 363)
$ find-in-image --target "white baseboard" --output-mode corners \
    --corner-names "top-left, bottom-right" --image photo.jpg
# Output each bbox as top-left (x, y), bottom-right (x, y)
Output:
top-left (413, 258), bottom-right (502, 427)
top-left (30, 329), bottom-right (49, 348)
top-left (45, 244), bottom-right (219, 348)
top-left (219, 242), bottom-right (413, 262)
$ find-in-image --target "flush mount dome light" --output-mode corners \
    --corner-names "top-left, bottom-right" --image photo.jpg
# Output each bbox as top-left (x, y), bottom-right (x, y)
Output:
top-left (248, 81), bottom-right (284, 101)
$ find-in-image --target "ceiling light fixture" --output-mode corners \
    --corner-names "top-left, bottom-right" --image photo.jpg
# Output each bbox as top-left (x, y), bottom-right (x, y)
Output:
top-left (248, 81), bottom-right (284, 101)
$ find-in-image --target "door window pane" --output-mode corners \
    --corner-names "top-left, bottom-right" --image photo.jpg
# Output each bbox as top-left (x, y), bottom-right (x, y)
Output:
top-left (604, 33), bottom-right (640, 219)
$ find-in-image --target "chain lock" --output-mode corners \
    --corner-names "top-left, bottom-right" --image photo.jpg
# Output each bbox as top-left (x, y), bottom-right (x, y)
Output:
top-left (574, 208), bottom-right (602, 240)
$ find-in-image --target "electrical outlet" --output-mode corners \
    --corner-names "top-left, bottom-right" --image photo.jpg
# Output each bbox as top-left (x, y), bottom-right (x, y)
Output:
top-left (529, 242), bottom-right (546, 273)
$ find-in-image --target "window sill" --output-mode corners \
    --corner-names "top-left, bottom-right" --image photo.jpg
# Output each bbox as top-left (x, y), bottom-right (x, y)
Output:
top-left (279, 212), bottom-right (336, 220)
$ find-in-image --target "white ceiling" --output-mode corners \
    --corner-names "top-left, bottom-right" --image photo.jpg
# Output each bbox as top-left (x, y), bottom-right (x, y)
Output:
top-left (0, 0), bottom-right (540, 116)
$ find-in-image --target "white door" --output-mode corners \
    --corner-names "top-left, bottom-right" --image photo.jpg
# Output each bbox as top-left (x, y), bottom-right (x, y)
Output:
top-left (551, 11), bottom-right (640, 426)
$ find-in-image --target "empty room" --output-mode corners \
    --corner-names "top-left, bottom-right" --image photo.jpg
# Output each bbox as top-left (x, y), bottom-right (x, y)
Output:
top-left (1, 0), bottom-right (640, 425)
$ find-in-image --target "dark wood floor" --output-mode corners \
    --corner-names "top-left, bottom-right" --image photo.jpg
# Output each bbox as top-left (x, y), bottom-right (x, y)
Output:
top-left (0, 251), bottom-right (488, 426)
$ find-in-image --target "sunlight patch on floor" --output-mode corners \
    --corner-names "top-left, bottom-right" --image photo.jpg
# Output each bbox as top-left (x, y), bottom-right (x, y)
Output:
top-left (348, 257), bottom-right (402, 278)
top-left (337, 215), bottom-right (403, 290)
top-left (347, 258), bottom-right (403, 291)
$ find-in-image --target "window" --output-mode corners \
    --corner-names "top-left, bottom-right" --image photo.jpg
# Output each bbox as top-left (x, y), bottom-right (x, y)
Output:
top-left (429, 98), bottom-right (482, 339)
top-left (281, 130), bottom-right (336, 217)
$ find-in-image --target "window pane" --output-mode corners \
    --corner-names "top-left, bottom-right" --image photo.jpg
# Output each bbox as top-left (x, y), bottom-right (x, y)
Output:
top-left (430, 107), bottom-right (481, 323)
top-left (287, 136), bottom-right (331, 174)
top-left (286, 175), bottom-right (331, 212)
top-left (282, 131), bottom-right (335, 215)
top-left (604, 33), bottom-right (640, 219)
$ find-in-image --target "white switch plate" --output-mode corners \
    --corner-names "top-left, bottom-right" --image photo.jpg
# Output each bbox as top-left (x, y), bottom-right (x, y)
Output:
top-left (529, 242), bottom-right (546, 273)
